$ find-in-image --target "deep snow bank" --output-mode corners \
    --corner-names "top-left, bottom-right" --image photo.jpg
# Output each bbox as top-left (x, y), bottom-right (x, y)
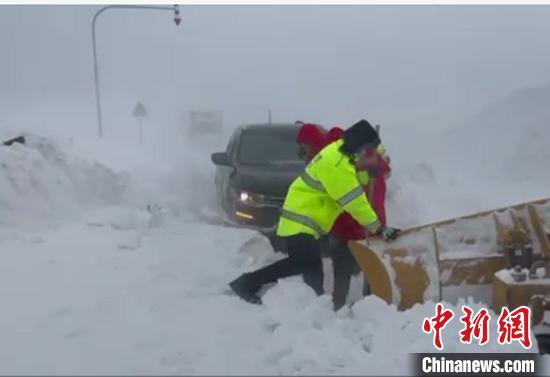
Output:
top-left (384, 87), bottom-right (550, 227)
top-left (386, 160), bottom-right (549, 228)
top-left (262, 286), bottom-right (534, 375)
top-left (383, 87), bottom-right (550, 226)
top-left (431, 86), bottom-right (550, 206)
top-left (0, 134), bottom-right (126, 226)
top-left (439, 86), bottom-right (550, 178)
top-left (0, 130), bottom-right (227, 229)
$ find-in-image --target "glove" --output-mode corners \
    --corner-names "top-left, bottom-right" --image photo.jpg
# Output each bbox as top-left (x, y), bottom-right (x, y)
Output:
top-left (364, 220), bottom-right (381, 234)
top-left (379, 226), bottom-right (400, 242)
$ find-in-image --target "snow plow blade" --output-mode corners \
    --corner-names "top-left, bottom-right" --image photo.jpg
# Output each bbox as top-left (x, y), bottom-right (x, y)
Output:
top-left (349, 198), bottom-right (550, 311)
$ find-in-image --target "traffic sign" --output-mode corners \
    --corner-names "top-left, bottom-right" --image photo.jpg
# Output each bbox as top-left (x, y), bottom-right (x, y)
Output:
top-left (132, 102), bottom-right (148, 118)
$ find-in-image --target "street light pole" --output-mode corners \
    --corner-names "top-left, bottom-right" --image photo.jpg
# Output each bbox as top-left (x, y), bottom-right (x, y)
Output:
top-left (91, 5), bottom-right (181, 138)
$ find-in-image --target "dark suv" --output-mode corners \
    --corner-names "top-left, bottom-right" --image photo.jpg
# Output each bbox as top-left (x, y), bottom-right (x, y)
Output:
top-left (211, 123), bottom-right (304, 231)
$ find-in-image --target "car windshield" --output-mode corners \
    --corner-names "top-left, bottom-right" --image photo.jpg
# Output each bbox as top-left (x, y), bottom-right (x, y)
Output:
top-left (238, 128), bottom-right (303, 165)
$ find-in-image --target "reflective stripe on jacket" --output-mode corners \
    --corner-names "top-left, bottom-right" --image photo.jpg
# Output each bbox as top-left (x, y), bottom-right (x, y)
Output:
top-left (276, 139), bottom-right (379, 239)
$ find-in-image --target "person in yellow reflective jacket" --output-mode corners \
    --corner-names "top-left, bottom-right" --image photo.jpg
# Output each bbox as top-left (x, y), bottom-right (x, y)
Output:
top-left (229, 119), bottom-right (400, 304)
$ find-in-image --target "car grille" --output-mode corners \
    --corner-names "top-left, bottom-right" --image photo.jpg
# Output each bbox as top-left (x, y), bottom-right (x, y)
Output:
top-left (261, 196), bottom-right (285, 207)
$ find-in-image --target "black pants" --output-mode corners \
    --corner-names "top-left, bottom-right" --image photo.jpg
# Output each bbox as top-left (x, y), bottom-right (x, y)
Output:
top-left (328, 241), bottom-right (361, 310)
top-left (321, 236), bottom-right (370, 310)
top-left (247, 234), bottom-right (324, 295)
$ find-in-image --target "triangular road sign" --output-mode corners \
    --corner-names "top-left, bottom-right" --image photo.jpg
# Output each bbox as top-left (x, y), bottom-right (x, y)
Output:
top-left (132, 102), bottom-right (148, 118)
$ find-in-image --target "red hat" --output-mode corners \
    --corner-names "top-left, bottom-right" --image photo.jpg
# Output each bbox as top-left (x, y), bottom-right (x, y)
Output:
top-left (327, 126), bottom-right (344, 143)
top-left (296, 123), bottom-right (327, 150)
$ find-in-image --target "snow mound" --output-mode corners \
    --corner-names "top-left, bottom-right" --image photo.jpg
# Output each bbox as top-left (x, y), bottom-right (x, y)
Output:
top-left (388, 86), bottom-right (550, 225)
top-left (386, 162), bottom-right (438, 227)
top-left (0, 134), bottom-right (126, 226)
top-left (438, 86), bottom-right (550, 183)
top-left (386, 161), bottom-right (485, 226)
top-left (382, 86), bottom-right (550, 227)
top-left (259, 284), bottom-right (532, 375)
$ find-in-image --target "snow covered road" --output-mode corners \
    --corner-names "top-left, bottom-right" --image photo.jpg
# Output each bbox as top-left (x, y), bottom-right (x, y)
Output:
top-left (0, 205), bottom-right (533, 375)
top-left (0, 204), bottom-right (273, 374)
top-left (0, 131), bottom-right (545, 375)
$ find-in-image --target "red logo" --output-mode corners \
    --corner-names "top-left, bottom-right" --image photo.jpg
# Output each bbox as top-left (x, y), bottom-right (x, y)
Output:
top-left (423, 303), bottom-right (455, 350)
top-left (459, 306), bottom-right (490, 346)
top-left (497, 306), bottom-right (532, 349)
top-left (422, 304), bottom-right (532, 350)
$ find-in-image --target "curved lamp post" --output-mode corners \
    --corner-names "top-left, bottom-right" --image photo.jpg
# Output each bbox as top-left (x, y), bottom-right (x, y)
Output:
top-left (92, 5), bottom-right (181, 138)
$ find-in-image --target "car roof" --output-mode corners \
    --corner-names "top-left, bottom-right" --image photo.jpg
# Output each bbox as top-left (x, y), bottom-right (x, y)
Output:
top-left (238, 123), bottom-right (298, 133)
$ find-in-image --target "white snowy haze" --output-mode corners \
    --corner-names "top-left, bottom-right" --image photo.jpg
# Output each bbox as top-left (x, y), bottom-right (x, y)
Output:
top-left (1, 4), bottom-right (550, 375)
top-left (2, 5), bottom-right (550, 137)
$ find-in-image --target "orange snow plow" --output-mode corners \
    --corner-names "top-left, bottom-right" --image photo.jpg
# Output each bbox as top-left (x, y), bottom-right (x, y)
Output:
top-left (349, 198), bottom-right (550, 315)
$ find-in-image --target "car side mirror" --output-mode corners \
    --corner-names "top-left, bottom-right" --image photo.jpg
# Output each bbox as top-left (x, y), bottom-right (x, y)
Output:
top-left (211, 152), bottom-right (231, 166)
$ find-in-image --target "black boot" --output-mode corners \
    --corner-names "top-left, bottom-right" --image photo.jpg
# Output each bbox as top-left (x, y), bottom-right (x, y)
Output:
top-left (228, 273), bottom-right (262, 305)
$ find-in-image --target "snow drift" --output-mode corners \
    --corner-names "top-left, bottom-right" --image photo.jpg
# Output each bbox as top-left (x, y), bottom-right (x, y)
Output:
top-left (440, 86), bottom-right (550, 179)
top-left (0, 134), bottom-right (126, 227)
top-left (386, 87), bottom-right (550, 226)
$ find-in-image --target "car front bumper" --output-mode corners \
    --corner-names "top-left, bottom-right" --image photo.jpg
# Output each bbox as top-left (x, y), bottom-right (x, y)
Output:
top-left (232, 201), bottom-right (282, 231)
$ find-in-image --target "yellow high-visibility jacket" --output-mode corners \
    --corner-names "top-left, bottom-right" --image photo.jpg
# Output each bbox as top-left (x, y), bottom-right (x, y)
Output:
top-left (276, 139), bottom-right (379, 239)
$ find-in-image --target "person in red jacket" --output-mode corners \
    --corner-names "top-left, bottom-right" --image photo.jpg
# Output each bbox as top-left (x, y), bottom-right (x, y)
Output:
top-left (326, 126), bottom-right (344, 144)
top-left (358, 147), bottom-right (391, 228)
top-left (295, 122), bottom-right (327, 163)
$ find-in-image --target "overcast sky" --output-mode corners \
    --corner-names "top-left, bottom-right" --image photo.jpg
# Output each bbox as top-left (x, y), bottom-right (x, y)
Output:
top-left (2, 5), bottom-right (550, 140)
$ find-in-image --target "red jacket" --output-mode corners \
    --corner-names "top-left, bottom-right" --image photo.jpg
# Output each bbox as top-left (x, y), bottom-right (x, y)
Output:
top-left (358, 149), bottom-right (390, 227)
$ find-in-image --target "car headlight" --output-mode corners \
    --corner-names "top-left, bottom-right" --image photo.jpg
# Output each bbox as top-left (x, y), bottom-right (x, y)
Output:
top-left (239, 191), bottom-right (250, 202)
top-left (232, 189), bottom-right (266, 203)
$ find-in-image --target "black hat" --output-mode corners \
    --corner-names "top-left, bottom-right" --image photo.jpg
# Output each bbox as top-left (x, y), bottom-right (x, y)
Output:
top-left (341, 119), bottom-right (381, 154)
